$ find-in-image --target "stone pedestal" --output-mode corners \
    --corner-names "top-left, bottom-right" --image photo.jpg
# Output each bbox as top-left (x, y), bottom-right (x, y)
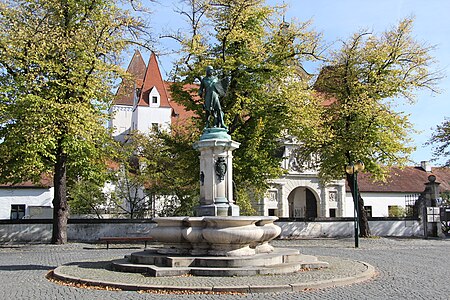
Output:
top-left (193, 128), bottom-right (240, 216)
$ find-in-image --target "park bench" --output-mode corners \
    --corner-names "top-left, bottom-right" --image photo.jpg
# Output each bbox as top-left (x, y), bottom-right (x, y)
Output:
top-left (98, 236), bottom-right (153, 250)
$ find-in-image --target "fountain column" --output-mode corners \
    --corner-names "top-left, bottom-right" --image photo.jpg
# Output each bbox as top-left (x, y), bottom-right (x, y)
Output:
top-left (194, 128), bottom-right (240, 216)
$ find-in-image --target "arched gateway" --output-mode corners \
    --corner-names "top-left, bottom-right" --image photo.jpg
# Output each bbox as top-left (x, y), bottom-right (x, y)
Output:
top-left (263, 175), bottom-right (346, 218)
top-left (288, 187), bottom-right (318, 219)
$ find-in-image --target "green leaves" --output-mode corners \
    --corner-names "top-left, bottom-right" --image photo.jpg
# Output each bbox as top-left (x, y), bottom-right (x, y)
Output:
top-left (0, 0), bottom-right (142, 185)
top-left (429, 118), bottom-right (450, 166)
top-left (121, 131), bottom-right (200, 217)
top-left (296, 17), bottom-right (438, 183)
top-left (169, 0), bottom-right (321, 207)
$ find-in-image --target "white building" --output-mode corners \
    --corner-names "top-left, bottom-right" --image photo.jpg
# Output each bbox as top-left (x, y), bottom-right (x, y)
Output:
top-left (0, 180), bottom-right (53, 220)
top-left (348, 162), bottom-right (450, 217)
top-left (255, 138), bottom-right (346, 218)
top-left (109, 51), bottom-right (180, 142)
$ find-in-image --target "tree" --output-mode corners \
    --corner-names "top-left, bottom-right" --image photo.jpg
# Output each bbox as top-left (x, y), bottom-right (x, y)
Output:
top-left (104, 138), bottom-right (156, 219)
top-left (133, 128), bottom-right (200, 217)
top-left (166, 0), bottom-right (322, 211)
top-left (109, 163), bottom-right (151, 219)
top-left (295, 18), bottom-right (441, 236)
top-left (429, 118), bottom-right (450, 166)
top-left (0, 0), bottom-right (149, 243)
top-left (68, 179), bottom-right (110, 218)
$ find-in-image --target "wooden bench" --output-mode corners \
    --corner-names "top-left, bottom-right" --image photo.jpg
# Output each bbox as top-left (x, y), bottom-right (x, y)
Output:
top-left (98, 236), bottom-right (153, 250)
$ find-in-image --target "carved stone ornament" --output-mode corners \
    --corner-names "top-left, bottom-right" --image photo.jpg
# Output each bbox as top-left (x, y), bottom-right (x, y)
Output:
top-left (215, 157), bottom-right (227, 182)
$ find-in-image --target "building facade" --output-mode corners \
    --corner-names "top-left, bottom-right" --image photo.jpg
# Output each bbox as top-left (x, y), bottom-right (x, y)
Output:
top-left (109, 51), bottom-right (175, 142)
top-left (0, 180), bottom-right (53, 220)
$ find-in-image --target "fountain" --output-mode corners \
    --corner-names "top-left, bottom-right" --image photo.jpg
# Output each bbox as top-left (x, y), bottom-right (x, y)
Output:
top-left (110, 67), bottom-right (328, 277)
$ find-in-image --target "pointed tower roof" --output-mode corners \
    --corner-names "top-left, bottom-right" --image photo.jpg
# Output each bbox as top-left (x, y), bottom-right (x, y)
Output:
top-left (114, 50), bottom-right (147, 106)
top-left (137, 52), bottom-right (171, 107)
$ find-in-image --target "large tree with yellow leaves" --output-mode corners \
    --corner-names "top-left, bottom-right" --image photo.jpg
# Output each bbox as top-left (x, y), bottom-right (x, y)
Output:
top-left (166, 0), bottom-right (322, 212)
top-left (295, 18), bottom-right (441, 236)
top-left (0, 0), bottom-right (149, 243)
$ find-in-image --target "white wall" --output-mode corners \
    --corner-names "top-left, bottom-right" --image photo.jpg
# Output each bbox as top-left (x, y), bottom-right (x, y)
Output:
top-left (345, 192), bottom-right (411, 217)
top-left (132, 106), bottom-right (172, 134)
top-left (277, 219), bottom-right (423, 238)
top-left (0, 188), bottom-right (53, 220)
top-left (110, 105), bottom-right (133, 140)
top-left (0, 220), bottom-right (423, 243)
top-left (0, 221), bottom-right (156, 243)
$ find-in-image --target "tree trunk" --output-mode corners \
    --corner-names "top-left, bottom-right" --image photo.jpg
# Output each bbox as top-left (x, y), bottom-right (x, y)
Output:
top-left (346, 173), bottom-right (371, 238)
top-left (52, 148), bottom-right (69, 244)
top-left (358, 194), bottom-right (371, 237)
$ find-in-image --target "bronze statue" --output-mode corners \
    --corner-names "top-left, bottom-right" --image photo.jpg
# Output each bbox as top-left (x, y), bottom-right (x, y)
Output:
top-left (198, 66), bottom-right (228, 129)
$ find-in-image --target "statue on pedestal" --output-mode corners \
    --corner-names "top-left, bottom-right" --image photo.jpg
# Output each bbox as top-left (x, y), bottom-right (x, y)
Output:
top-left (198, 66), bottom-right (229, 129)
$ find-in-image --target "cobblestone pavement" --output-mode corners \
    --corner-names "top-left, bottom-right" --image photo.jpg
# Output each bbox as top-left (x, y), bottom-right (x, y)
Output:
top-left (0, 237), bottom-right (449, 299)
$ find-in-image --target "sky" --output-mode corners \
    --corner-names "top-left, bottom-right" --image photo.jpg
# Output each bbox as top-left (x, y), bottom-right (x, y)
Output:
top-left (139, 0), bottom-right (450, 166)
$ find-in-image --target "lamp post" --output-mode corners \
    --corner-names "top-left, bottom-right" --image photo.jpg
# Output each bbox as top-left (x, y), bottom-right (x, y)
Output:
top-left (346, 160), bottom-right (364, 248)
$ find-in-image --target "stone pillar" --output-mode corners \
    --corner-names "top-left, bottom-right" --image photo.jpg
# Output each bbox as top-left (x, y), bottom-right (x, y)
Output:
top-left (421, 174), bottom-right (442, 238)
top-left (193, 128), bottom-right (240, 216)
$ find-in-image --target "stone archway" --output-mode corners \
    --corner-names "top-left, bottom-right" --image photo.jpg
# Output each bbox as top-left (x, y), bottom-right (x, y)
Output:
top-left (288, 187), bottom-right (318, 219)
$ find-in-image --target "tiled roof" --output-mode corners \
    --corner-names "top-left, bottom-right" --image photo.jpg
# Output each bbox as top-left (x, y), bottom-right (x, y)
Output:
top-left (314, 91), bottom-right (337, 107)
top-left (0, 175), bottom-right (53, 188)
top-left (114, 50), bottom-right (147, 106)
top-left (137, 52), bottom-right (171, 108)
top-left (350, 166), bottom-right (450, 193)
top-left (164, 82), bottom-right (199, 125)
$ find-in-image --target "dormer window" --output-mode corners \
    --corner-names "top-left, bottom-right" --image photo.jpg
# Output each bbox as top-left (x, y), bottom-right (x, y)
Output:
top-left (148, 86), bottom-right (160, 107)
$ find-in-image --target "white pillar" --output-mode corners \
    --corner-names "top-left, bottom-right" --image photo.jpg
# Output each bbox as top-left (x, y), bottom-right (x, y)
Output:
top-left (193, 129), bottom-right (240, 216)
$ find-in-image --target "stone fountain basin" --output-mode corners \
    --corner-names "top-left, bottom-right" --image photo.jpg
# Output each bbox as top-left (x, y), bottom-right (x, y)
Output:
top-left (150, 216), bottom-right (281, 256)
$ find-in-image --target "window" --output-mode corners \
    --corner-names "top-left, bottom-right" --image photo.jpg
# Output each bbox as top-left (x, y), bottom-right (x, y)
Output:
top-left (268, 209), bottom-right (277, 216)
top-left (329, 208), bottom-right (336, 217)
top-left (11, 204), bottom-right (25, 220)
top-left (152, 96), bottom-right (158, 104)
top-left (364, 206), bottom-right (372, 218)
top-left (405, 205), bottom-right (414, 217)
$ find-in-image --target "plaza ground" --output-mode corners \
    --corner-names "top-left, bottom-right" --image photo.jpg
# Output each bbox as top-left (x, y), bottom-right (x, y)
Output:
top-left (0, 237), bottom-right (448, 299)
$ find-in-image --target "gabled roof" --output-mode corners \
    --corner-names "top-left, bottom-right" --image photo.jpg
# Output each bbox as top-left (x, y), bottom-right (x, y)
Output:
top-left (351, 166), bottom-right (450, 194)
top-left (137, 52), bottom-right (171, 108)
top-left (114, 50), bottom-right (147, 106)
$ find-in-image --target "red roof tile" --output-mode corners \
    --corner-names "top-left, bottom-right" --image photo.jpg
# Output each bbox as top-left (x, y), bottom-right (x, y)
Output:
top-left (114, 50), bottom-right (147, 106)
top-left (164, 82), bottom-right (199, 126)
top-left (0, 174), bottom-right (53, 188)
top-left (314, 91), bottom-right (337, 107)
top-left (137, 52), bottom-right (171, 108)
top-left (351, 166), bottom-right (450, 194)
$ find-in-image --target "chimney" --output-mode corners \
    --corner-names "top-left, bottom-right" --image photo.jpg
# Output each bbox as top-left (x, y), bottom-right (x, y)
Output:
top-left (421, 161), bottom-right (432, 172)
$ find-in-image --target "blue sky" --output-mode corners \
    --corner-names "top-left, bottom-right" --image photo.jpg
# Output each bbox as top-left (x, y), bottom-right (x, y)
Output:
top-left (142, 0), bottom-right (450, 166)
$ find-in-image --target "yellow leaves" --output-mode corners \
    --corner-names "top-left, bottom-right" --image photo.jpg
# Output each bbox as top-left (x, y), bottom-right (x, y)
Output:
top-left (330, 17), bottom-right (439, 105)
top-left (0, 0), bottom-right (134, 185)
